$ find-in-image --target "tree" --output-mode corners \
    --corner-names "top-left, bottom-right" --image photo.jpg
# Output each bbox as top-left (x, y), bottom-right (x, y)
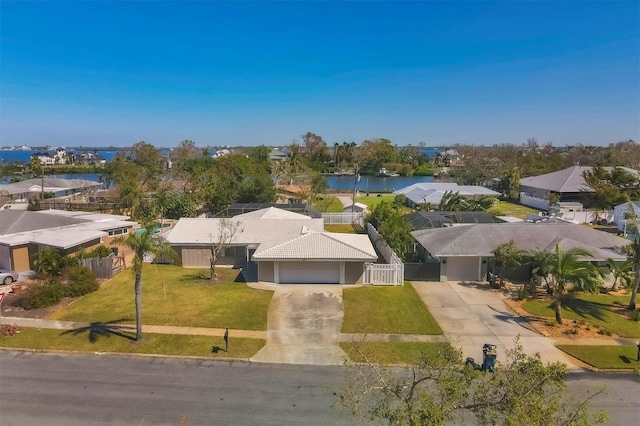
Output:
top-left (497, 167), bottom-right (521, 200)
top-left (622, 200), bottom-right (640, 310)
top-left (309, 173), bottom-right (329, 203)
top-left (492, 241), bottom-right (526, 285)
top-left (528, 249), bottom-right (556, 289)
top-left (604, 258), bottom-right (633, 293)
top-left (366, 202), bottom-right (412, 260)
top-left (338, 337), bottom-right (608, 426)
top-left (33, 247), bottom-right (69, 279)
top-left (152, 187), bottom-right (171, 230)
top-left (437, 190), bottom-right (467, 211)
top-left (582, 166), bottom-right (640, 210)
top-left (208, 218), bottom-right (243, 282)
top-left (115, 224), bottom-right (178, 341)
top-left (545, 245), bottom-right (598, 324)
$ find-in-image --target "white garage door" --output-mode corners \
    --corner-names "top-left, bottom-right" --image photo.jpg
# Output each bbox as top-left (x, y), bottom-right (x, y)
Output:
top-left (447, 257), bottom-right (480, 281)
top-left (279, 261), bottom-right (341, 284)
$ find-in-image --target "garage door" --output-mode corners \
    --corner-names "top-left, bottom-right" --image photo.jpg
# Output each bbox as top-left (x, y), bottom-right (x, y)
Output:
top-left (279, 261), bottom-right (341, 284)
top-left (447, 257), bottom-right (480, 281)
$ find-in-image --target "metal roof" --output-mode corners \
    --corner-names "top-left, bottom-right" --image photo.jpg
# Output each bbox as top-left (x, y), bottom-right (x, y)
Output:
top-left (0, 177), bottom-right (102, 196)
top-left (393, 183), bottom-right (500, 205)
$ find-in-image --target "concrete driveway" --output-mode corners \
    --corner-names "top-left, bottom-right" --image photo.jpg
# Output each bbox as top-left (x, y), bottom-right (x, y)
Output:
top-left (251, 285), bottom-right (347, 365)
top-left (412, 281), bottom-right (581, 370)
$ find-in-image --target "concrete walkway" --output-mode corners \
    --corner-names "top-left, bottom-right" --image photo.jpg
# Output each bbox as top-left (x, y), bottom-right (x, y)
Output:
top-left (411, 281), bottom-right (584, 370)
top-left (2, 317), bottom-right (266, 339)
top-left (250, 285), bottom-right (347, 365)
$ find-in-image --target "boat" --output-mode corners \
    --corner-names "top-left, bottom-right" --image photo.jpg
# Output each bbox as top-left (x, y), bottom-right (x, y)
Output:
top-left (377, 168), bottom-right (400, 177)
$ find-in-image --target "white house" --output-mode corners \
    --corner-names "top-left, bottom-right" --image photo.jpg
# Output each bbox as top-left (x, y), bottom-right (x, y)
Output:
top-left (614, 201), bottom-right (640, 234)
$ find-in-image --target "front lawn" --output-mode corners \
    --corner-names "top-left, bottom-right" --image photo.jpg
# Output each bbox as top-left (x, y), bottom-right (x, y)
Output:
top-left (340, 341), bottom-right (452, 364)
top-left (50, 265), bottom-right (273, 330)
top-left (0, 328), bottom-right (264, 359)
top-left (522, 293), bottom-right (640, 338)
top-left (342, 283), bottom-right (442, 334)
top-left (324, 224), bottom-right (365, 234)
top-left (557, 345), bottom-right (640, 369)
top-left (489, 201), bottom-right (538, 219)
top-left (355, 194), bottom-right (396, 208)
top-left (314, 196), bottom-right (344, 212)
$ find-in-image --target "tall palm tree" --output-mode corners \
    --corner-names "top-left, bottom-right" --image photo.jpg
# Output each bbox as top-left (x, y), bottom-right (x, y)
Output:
top-left (152, 187), bottom-right (171, 230)
top-left (622, 200), bottom-right (640, 310)
top-left (547, 245), bottom-right (598, 324)
top-left (528, 249), bottom-right (555, 290)
top-left (115, 224), bottom-right (178, 342)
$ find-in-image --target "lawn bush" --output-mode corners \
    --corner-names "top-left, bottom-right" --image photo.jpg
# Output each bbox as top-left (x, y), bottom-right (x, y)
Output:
top-left (62, 266), bottom-right (99, 297)
top-left (22, 282), bottom-right (65, 310)
top-left (629, 310), bottom-right (640, 322)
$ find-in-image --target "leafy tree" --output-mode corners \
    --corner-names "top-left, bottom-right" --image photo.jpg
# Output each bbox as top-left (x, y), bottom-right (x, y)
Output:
top-left (114, 224), bottom-right (178, 341)
top-left (497, 167), bottom-right (521, 200)
top-left (338, 337), bottom-right (608, 426)
top-left (366, 202), bottom-right (412, 259)
top-left (248, 144), bottom-right (271, 165)
top-left (152, 187), bottom-right (171, 229)
top-left (492, 240), bottom-right (527, 285)
top-left (33, 247), bottom-right (70, 278)
top-left (170, 140), bottom-right (202, 166)
top-left (207, 218), bottom-right (243, 282)
top-left (302, 132), bottom-right (331, 164)
top-left (309, 173), bottom-right (329, 203)
top-left (621, 200), bottom-right (640, 310)
top-left (582, 166), bottom-right (640, 209)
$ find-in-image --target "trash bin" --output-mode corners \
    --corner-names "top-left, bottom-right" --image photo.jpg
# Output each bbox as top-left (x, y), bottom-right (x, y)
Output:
top-left (482, 343), bottom-right (497, 372)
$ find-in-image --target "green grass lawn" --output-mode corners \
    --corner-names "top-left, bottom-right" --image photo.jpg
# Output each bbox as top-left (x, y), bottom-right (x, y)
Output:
top-left (324, 224), bottom-right (365, 233)
top-left (313, 196), bottom-right (344, 212)
top-left (522, 293), bottom-right (640, 338)
top-left (50, 265), bottom-right (274, 330)
top-left (340, 341), bottom-right (451, 364)
top-left (355, 194), bottom-right (396, 208)
top-left (342, 283), bottom-right (442, 334)
top-left (0, 328), bottom-right (264, 359)
top-left (557, 345), bottom-right (639, 369)
top-left (489, 201), bottom-right (538, 219)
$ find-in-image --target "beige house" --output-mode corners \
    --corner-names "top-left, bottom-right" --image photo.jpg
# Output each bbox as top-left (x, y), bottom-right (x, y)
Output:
top-left (165, 207), bottom-right (378, 284)
top-left (0, 209), bottom-right (135, 273)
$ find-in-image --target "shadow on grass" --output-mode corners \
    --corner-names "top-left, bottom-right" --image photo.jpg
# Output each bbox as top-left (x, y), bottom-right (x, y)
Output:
top-left (618, 355), bottom-right (633, 364)
top-left (60, 319), bottom-right (135, 343)
top-left (560, 295), bottom-right (611, 322)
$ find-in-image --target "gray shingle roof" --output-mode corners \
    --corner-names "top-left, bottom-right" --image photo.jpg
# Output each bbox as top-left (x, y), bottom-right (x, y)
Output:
top-left (411, 222), bottom-right (628, 260)
top-left (0, 210), bottom-right (90, 234)
top-left (520, 166), bottom-right (639, 193)
top-left (0, 177), bottom-right (102, 196)
top-left (393, 183), bottom-right (500, 205)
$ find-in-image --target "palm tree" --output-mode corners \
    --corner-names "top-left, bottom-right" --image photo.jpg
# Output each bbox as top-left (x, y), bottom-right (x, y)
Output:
top-left (115, 224), bottom-right (178, 342)
top-left (528, 249), bottom-right (555, 290)
top-left (492, 240), bottom-right (526, 285)
top-left (604, 258), bottom-right (634, 292)
top-left (547, 245), bottom-right (598, 324)
top-left (622, 200), bottom-right (640, 310)
top-left (152, 187), bottom-right (171, 230)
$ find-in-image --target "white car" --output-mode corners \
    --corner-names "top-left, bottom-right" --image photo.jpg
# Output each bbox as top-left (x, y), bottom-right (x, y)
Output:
top-left (0, 269), bottom-right (18, 286)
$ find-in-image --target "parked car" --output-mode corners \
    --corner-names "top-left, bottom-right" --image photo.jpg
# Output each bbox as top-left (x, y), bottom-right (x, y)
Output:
top-left (0, 269), bottom-right (18, 285)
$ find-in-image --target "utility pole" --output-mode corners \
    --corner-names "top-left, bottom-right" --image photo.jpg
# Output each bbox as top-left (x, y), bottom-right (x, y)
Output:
top-left (352, 163), bottom-right (360, 210)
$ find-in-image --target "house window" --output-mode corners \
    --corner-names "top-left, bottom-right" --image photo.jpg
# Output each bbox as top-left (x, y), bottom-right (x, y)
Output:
top-left (223, 246), bottom-right (244, 257)
top-left (107, 228), bottom-right (129, 237)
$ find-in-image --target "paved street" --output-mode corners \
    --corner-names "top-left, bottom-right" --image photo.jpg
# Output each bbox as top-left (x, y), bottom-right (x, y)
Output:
top-left (1, 351), bottom-right (638, 426)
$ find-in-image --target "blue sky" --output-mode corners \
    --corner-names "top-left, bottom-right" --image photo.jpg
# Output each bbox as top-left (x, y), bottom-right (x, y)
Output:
top-left (1, 1), bottom-right (638, 147)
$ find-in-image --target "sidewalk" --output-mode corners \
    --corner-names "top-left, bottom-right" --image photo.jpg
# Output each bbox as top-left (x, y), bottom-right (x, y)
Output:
top-left (2, 317), bottom-right (266, 339)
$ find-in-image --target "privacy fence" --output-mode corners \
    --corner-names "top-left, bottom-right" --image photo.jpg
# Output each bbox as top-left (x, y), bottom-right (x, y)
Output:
top-left (364, 223), bottom-right (404, 286)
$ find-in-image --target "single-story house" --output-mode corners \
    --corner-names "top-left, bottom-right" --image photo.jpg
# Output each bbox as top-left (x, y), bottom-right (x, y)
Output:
top-left (393, 183), bottom-right (500, 208)
top-left (519, 166), bottom-right (640, 210)
top-left (0, 209), bottom-right (136, 273)
top-left (411, 222), bottom-right (629, 282)
top-left (165, 207), bottom-right (378, 284)
top-left (342, 202), bottom-right (368, 213)
top-left (404, 211), bottom-right (504, 230)
top-left (0, 177), bottom-right (103, 203)
top-left (614, 201), bottom-right (640, 234)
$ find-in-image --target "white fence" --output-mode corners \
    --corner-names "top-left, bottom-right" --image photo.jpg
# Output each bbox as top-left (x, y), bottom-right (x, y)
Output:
top-left (519, 193), bottom-right (549, 210)
top-left (364, 223), bottom-right (404, 286)
top-left (322, 212), bottom-right (365, 225)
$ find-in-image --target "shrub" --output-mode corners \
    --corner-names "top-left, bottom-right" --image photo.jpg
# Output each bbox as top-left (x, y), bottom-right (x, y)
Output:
top-left (629, 310), bottom-right (640, 322)
top-left (22, 282), bottom-right (65, 310)
top-left (1, 324), bottom-right (20, 336)
top-left (516, 286), bottom-right (528, 301)
top-left (545, 319), bottom-right (557, 327)
top-left (62, 266), bottom-right (99, 297)
top-left (88, 245), bottom-right (112, 258)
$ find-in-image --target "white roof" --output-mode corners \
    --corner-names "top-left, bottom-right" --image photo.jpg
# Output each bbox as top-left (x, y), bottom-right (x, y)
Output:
top-left (165, 218), bottom-right (325, 246)
top-left (520, 166), bottom-right (639, 193)
top-left (37, 209), bottom-right (131, 222)
top-left (234, 207), bottom-right (310, 220)
top-left (394, 183), bottom-right (499, 205)
top-left (252, 232), bottom-right (377, 261)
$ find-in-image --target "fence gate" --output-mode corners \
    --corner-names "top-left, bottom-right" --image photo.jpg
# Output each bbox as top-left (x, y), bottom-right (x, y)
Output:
top-left (363, 263), bottom-right (403, 286)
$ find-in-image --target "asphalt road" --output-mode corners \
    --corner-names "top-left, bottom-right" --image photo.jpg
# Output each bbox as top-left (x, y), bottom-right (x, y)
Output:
top-left (0, 351), bottom-right (638, 426)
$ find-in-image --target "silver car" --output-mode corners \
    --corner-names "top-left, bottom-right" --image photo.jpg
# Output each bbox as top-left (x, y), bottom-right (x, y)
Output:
top-left (0, 269), bottom-right (18, 285)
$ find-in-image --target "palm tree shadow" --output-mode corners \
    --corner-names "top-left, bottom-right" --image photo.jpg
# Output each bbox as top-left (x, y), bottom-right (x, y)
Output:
top-left (61, 319), bottom-right (136, 343)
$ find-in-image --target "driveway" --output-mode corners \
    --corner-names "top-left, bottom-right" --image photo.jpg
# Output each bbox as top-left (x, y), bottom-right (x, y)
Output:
top-left (251, 285), bottom-right (347, 365)
top-left (412, 281), bottom-right (581, 370)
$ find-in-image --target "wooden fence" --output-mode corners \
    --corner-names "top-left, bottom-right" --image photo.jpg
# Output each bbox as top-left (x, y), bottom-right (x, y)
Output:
top-left (79, 256), bottom-right (115, 279)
